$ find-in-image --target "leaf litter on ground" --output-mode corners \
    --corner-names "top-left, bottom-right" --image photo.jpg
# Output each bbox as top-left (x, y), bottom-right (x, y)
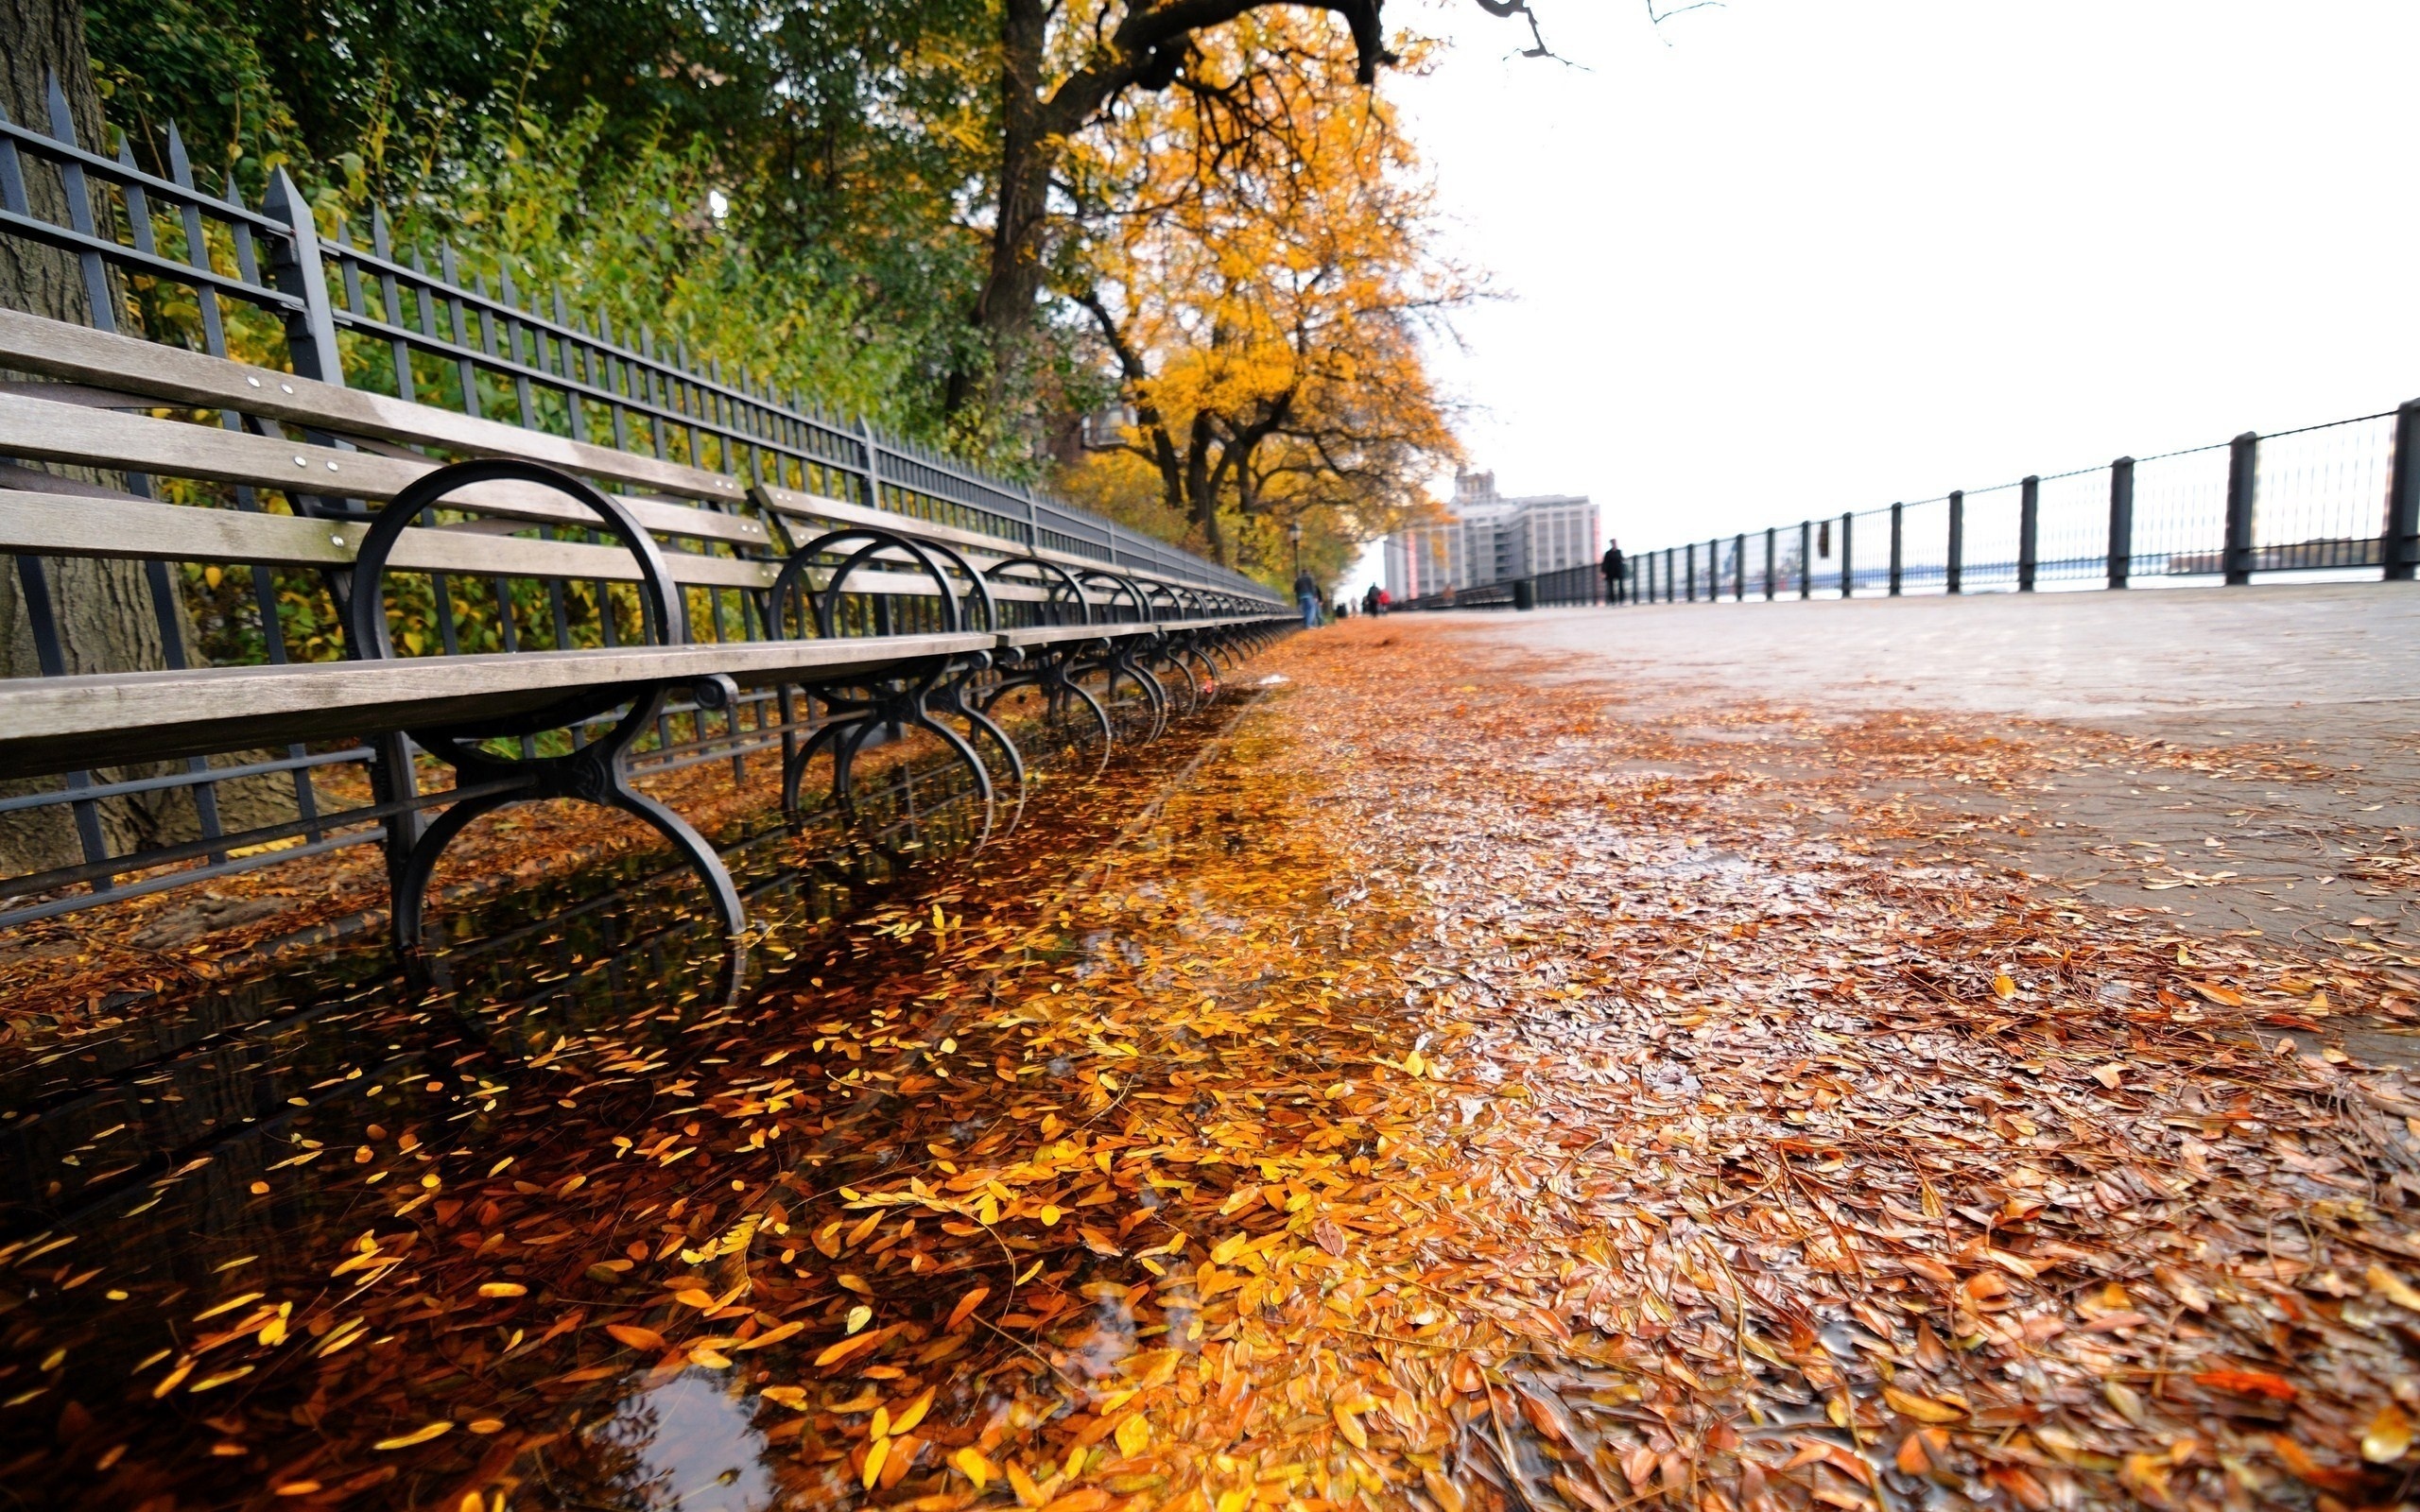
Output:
top-left (5, 616), bottom-right (2420, 1512)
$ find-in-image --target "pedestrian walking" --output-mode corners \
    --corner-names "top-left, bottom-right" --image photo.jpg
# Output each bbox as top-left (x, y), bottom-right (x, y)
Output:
top-left (1361, 585), bottom-right (1378, 618)
top-left (1294, 568), bottom-right (1321, 627)
top-left (1601, 540), bottom-right (1626, 605)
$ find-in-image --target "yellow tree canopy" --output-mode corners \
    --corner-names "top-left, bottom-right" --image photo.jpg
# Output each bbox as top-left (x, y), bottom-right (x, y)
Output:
top-left (1054, 10), bottom-right (1465, 581)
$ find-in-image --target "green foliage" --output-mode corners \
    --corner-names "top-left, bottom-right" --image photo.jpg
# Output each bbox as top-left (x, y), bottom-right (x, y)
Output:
top-left (81, 0), bottom-right (1009, 460)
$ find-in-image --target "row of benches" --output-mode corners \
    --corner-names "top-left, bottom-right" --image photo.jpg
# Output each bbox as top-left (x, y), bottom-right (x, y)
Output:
top-left (0, 303), bottom-right (1289, 953)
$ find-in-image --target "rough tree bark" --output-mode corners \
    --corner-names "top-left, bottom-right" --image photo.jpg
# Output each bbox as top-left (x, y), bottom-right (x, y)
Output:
top-left (953, 0), bottom-right (1393, 419)
top-left (0, 0), bottom-right (294, 883)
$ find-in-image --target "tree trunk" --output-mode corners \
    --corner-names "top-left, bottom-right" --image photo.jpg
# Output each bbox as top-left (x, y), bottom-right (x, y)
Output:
top-left (0, 0), bottom-right (295, 884)
top-left (958, 0), bottom-right (1059, 418)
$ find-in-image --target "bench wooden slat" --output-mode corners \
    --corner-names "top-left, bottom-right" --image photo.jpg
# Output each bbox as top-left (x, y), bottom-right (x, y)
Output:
top-left (0, 307), bottom-right (751, 509)
top-left (0, 490), bottom-right (1095, 606)
top-left (0, 634), bottom-right (995, 779)
top-left (0, 310), bottom-right (1280, 610)
top-left (0, 390), bottom-right (771, 549)
top-left (0, 488), bottom-right (778, 590)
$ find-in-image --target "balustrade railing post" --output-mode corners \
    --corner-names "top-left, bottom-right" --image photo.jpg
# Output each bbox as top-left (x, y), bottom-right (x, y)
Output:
top-left (2107, 457), bottom-right (2135, 589)
top-left (1839, 512), bottom-right (1853, 598)
top-left (1798, 521), bottom-right (1812, 599)
top-left (2388, 402), bottom-right (2420, 581)
top-left (2223, 433), bottom-right (2258, 585)
top-left (1888, 503), bottom-right (1903, 596)
top-left (1764, 526), bottom-right (1776, 600)
top-left (1946, 490), bottom-right (1964, 593)
top-left (264, 166), bottom-right (342, 384)
top-left (2018, 475), bottom-right (2040, 592)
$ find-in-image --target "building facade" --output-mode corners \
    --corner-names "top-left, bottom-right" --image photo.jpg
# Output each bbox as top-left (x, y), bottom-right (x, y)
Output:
top-left (1383, 472), bottom-right (1599, 599)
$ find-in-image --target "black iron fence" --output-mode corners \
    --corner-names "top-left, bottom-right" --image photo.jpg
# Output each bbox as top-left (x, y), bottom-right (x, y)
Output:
top-left (0, 78), bottom-right (1275, 927)
top-left (1400, 398), bottom-right (2420, 613)
top-left (1627, 402), bottom-right (2420, 604)
top-left (0, 79), bottom-right (1264, 599)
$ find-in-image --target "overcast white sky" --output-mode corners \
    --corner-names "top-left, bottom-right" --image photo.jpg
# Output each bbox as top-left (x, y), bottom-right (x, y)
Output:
top-left (1342, 0), bottom-right (2420, 591)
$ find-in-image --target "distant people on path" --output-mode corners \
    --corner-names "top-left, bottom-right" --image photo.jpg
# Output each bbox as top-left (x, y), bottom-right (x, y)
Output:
top-left (1601, 541), bottom-right (1626, 605)
top-left (1295, 569), bottom-right (1321, 627)
top-left (1361, 584), bottom-right (1379, 618)
top-left (1376, 587), bottom-right (1392, 615)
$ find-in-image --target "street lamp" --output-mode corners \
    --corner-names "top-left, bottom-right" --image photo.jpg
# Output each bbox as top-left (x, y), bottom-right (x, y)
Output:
top-left (1288, 520), bottom-right (1303, 576)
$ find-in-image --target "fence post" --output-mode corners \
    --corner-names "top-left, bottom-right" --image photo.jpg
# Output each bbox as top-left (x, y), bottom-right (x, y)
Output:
top-left (1733, 533), bottom-right (1745, 599)
top-left (2017, 475), bottom-right (2040, 592)
top-left (2107, 457), bottom-right (2135, 589)
top-left (263, 166), bottom-right (342, 384)
top-left (1839, 512), bottom-right (1853, 598)
top-left (1764, 526), bottom-right (1776, 600)
top-left (1799, 521), bottom-right (1812, 598)
top-left (2223, 432), bottom-right (2258, 584)
top-left (1888, 503), bottom-right (1903, 596)
top-left (2388, 402), bottom-right (2420, 580)
top-left (1685, 542), bottom-right (1697, 602)
top-left (1945, 490), bottom-right (1963, 593)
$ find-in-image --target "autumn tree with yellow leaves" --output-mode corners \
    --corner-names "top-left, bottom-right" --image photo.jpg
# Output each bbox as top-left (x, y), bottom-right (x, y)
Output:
top-left (1051, 13), bottom-right (1465, 578)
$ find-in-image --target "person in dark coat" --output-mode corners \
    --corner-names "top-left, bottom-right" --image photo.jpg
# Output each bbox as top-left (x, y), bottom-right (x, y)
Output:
top-left (1601, 541), bottom-right (1627, 605)
top-left (1294, 569), bottom-right (1321, 627)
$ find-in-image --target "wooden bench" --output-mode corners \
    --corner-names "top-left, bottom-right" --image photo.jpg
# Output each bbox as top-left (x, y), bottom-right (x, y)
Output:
top-left (0, 306), bottom-right (1284, 953)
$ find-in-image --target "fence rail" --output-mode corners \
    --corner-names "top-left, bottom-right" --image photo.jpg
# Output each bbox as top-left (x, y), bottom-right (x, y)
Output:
top-left (0, 77), bottom-right (1280, 931)
top-left (1623, 402), bottom-right (2419, 607)
top-left (1398, 397), bottom-right (2419, 614)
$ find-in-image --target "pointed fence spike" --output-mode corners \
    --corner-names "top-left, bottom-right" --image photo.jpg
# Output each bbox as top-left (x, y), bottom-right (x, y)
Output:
top-left (164, 121), bottom-right (196, 187)
top-left (44, 71), bottom-right (78, 145)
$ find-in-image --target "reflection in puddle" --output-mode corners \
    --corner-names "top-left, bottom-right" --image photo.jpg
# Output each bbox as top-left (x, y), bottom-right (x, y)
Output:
top-left (593, 1370), bottom-right (771, 1512)
top-left (0, 690), bottom-right (1232, 1509)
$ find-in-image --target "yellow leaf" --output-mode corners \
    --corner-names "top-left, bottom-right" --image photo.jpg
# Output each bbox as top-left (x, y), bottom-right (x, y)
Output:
top-left (1115, 1411), bottom-right (1150, 1457)
top-left (674, 1288), bottom-right (717, 1309)
top-left (946, 1286), bottom-right (990, 1330)
top-left (1216, 1491), bottom-right (1250, 1512)
top-left (372, 1421), bottom-right (455, 1451)
top-left (1992, 973), bottom-right (2016, 1000)
top-left (951, 1446), bottom-right (994, 1488)
top-left (760, 1385), bottom-right (810, 1410)
top-left (1333, 1402), bottom-right (1370, 1449)
top-left (2365, 1404), bottom-right (2413, 1463)
top-left (477, 1281), bottom-right (527, 1298)
top-left (845, 1304), bottom-right (872, 1334)
top-left (688, 1346), bottom-right (732, 1368)
top-left (813, 1330), bottom-right (885, 1368)
top-left (1038, 1204), bottom-right (1063, 1227)
top-left (607, 1324), bottom-right (668, 1352)
top-left (893, 1386), bottom-right (936, 1436)
top-left (1007, 1458), bottom-right (1045, 1507)
top-left (733, 1320), bottom-right (804, 1351)
top-left (871, 1405), bottom-right (890, 1439)
top-left (1212, 1232), bottom-right (1247, 1265)
top-left (2368, 1264), bottom-right (2420, 1311)
top-left (1882, 1385), bottom-right (1964, 1423)
top-left (1403, 1050), bottom-right (1426, 1078)
top-left (861, 1435), bottom-right (890, 1489)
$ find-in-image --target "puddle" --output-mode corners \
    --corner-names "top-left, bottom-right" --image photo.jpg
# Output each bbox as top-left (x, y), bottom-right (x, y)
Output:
top-left (590, 1369), bottom-right (775, 1512)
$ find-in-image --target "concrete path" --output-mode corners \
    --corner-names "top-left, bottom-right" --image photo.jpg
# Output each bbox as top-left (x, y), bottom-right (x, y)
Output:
top-left (1432, 582), bottom-right (2420, 1056)
top-left (1496, 580), bottom-right (2417, 721)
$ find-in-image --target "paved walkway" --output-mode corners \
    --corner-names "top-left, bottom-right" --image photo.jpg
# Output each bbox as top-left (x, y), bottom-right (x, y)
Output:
top-left (1498, 580), bottom-right (2417, 720)
top-left (1443, 582), bottom-right (2420, 1055)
